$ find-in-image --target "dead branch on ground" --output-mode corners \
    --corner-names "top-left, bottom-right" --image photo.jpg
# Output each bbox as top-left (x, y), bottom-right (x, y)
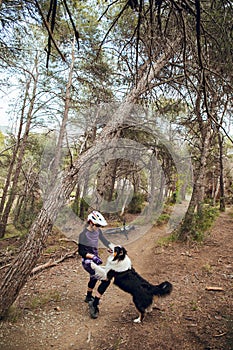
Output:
top-left (31, 248), bottom-right (78, 275)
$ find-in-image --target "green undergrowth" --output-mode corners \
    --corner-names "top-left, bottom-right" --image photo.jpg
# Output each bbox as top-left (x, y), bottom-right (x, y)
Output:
top-left (156, 204), bottom-right (220, 244)
top-left (25, 290), bottom-right (61, 310)
top-left (5, 290), bottom-right (62, 323)
top-left (228, 208), bottom-right (233, 218)
top-left (5, 305), bottom-right (23, 323)
top-left (1, 224), bottom-right (27, 240)
top-left (156, 232), bottom-right (177, 247)
top-left (156, 213), bottom-right (171, 226)
top-left (189, 205), bottom-right (219, 242)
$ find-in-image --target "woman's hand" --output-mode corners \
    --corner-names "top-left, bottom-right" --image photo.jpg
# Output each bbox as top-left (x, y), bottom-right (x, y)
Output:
top-left (92, 256), bottom-right (102, 265)
top-left (107, 243), bottom-right (115, 253)
top-left (86, 253), bottom-right (95, 259)
top-left (85, 253), bottom-right (102, 265)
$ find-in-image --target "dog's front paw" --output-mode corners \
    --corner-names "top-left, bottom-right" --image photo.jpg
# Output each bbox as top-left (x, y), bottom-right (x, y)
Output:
top-left (133, 317), bottom-right (141, 323)
top-left (90, 262), bottom-right (97, 270)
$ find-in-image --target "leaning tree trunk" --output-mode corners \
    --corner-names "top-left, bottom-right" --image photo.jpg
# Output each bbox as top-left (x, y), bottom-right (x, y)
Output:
top-left (0, 40), bottom-right (178, 318)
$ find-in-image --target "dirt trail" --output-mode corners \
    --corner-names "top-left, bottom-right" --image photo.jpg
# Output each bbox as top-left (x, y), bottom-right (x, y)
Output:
top-left (0, 210), bottom-right (232, 350)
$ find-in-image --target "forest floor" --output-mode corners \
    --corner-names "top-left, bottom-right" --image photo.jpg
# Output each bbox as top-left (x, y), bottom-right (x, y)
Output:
top-left (0, 207), bottom-right (232, 350)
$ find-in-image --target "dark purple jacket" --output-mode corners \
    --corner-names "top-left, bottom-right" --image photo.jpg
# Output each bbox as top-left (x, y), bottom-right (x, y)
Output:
top-left (78, 227), bottom-right (110, 259)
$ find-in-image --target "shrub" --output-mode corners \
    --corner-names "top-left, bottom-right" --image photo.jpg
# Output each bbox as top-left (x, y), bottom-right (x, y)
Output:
top-left (195, 205), bottom-right (219, 232)
top-left (156, 213), bottom-right (170, 226)
top-left (191, 204), bottom-right (219, 242)
top-left (127, 193), bottom-right (145, 214)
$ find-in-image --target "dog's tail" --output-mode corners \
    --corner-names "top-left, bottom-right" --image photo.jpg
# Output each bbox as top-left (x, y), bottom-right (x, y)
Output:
top-left (152, 281), bottom-right (173, 297)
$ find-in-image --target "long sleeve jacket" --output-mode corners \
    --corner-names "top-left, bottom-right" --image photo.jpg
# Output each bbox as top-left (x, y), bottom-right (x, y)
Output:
top-left (78, 227), bottom-right (110, 259)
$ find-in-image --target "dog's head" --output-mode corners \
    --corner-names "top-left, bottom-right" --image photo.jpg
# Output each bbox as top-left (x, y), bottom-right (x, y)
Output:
top-left (112, 246), bottom-right (127, 261)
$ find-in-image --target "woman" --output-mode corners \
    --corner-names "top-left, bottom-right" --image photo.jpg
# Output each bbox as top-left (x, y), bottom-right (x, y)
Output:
top-left (78, 210), bottom-right (114, 319)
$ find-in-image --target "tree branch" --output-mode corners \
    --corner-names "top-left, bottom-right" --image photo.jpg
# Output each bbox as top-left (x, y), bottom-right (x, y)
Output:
top-left (34, 0), bottom-right (66, 67)
top-left (31, 248), bottom-right (78, 275)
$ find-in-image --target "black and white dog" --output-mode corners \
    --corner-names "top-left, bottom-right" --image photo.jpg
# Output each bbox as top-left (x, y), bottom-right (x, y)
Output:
top-left (91, 245), bottom-right (172, 323)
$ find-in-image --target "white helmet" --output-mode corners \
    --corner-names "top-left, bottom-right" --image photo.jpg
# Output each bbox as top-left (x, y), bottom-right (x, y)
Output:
top-left (87, 211), bottom-right (107, 227)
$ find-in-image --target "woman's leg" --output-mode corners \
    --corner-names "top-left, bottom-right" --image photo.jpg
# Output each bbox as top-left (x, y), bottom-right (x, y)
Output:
top-left (82, 259), bottom-right (98, 302)
top-left (85, 276), bottom-right (98, 302)
top-left (89, 280), bottom-right (111, 318)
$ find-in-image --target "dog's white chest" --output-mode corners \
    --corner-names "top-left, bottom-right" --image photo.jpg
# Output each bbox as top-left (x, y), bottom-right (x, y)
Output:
top-left (106, 255), bottom-right (132, 272)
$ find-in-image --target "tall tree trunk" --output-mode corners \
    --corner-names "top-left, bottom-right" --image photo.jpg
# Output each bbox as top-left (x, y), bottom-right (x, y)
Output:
top-left (50, 37), bottom-right (75, 181)
top-left (213, 178), bottom-right (220, 206)
top-left (13, 195), bottom-right (24, 226)
top-left (97, 159), bottom-right (118, 204)
top-left (146, 151), bottom-right (159, 218)
top-left (72, 185), bottom-right (80, 216)
top-left (0, 79), bottom-right (30, 238)
top-left (218, 130), bottom-right (225, 211)
top-left (0, 61), bottom-right (39, 237)
top-left (177, 123), bottom-right (212, 240)
top-left (79, 166), bottom-right (91, 220)
top-left (0, 41), bottom-right (177, 318)
top-left (13, 162), bottom-right (38, 228)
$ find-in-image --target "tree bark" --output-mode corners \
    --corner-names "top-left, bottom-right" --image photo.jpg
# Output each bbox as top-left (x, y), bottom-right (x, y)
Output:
top-left (97, 159), bottom-right (118, 203)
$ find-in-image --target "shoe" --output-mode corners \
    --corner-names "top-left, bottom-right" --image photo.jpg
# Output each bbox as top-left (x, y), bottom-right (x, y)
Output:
top-left (84, 295), bottom-right (94, 303)
top-left (88, 300), bottom-right (99, 319)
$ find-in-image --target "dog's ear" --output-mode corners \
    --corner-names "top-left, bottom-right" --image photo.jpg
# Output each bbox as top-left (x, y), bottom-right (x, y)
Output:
top-left (122, 246), bottom-right (127, 255)
top-left (118, 246), bottom-right (127, 256)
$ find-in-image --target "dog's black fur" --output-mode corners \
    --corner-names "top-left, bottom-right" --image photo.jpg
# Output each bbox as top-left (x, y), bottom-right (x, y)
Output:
top-left (92, 246), bottom-right (173, 323)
